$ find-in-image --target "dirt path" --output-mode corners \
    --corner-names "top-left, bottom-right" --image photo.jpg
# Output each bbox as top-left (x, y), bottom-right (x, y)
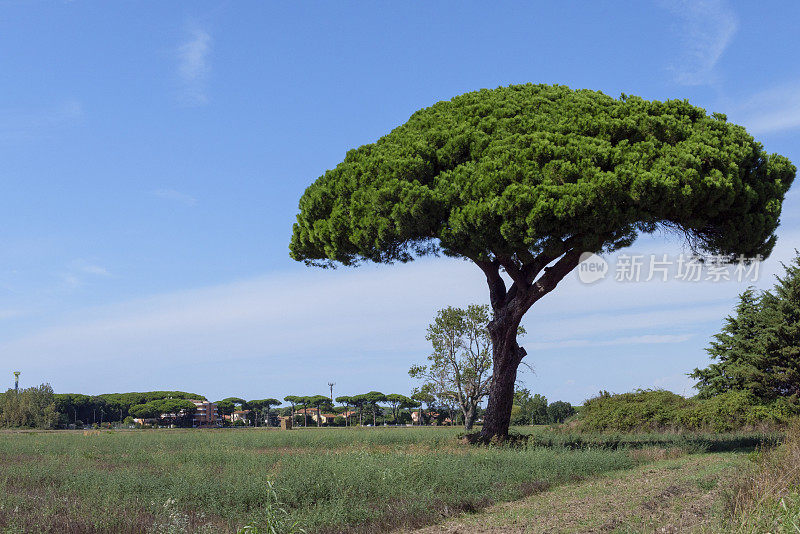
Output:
top-left (408, 452), bottom-right (744, 534)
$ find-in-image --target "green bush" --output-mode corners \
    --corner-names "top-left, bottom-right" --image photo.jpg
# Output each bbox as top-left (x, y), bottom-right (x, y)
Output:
top-left (579, 389), bottom-right (798, 432)
top-left (580, 390), bottom-right (690, 432)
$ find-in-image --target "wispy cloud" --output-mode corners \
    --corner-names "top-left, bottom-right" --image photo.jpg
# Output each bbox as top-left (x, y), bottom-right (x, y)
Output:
top-left (58, 260), bottom-right (111, 289)
top-left (152, 188), bottom-right (197, 206)
top-left (661, 0), bottom-right (738, 85)
top-left (176, 25), bottom-right (212, 105)
top-left (71, 259), bottom-right (111, 277)
top-left (0, 100), bottom-right (83, 142)
top-left (527, 333), bottom-right (693, 351)
top-left (0, 309), bottom-right (24, 321)
top-left (7, 226), bottom-right (798, 401)
top-left (732, 81), bottom-right (800, 134)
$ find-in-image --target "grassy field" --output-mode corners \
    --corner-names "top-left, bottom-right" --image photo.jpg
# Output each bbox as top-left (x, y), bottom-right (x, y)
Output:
top-left (0, 426), bottom-right (779, 533)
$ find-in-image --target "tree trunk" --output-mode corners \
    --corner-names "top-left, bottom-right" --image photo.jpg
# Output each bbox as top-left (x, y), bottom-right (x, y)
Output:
top-left (479, 314), bottom-right (525, 442)
top-left (463, 405), bottom-right (476, 431)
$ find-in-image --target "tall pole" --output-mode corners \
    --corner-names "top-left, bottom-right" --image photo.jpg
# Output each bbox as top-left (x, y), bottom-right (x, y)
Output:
top-left (328, 382), bottom-right (335, 402)
top-left (13, 372), bottom-right (20, 392)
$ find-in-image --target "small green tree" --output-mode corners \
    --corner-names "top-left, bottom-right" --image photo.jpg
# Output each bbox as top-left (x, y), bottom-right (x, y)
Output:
top-left (385, 394), bottom-right (415, 423)
top-left (350, 394), bottom-right (366, 425)
top-left (284, 395), bottom-right (300, 425)
top-left (216, 399), bottom-right (237, 420)
top-left (547, 400), bottom-right (575, 423)
top-left (129, 402), bottom-right (160, 420)
top-left (249, 398), bottom-right (281, 427)
top-left (297, 396), bottom-right (313, 427)
top-left (360, 391), bottom-right (386, 426)
top-left (692, 252), bottom-right (800, 400)
top-left (690, 289), bottom-right (773, 398)
top-left (0, 384), bottom-right (58, 429)
top-left (335, 395), bottom-right (352, 426)
top-left (512, 388), bottom-right (549, 425)
top-left (410, 304), bottom-right (519, 430)
top-left (307, 395), bottom-right (331, 427)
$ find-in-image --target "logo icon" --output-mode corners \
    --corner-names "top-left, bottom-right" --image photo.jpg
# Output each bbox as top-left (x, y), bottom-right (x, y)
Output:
top-left (577, 252), bottom-right (608, 284)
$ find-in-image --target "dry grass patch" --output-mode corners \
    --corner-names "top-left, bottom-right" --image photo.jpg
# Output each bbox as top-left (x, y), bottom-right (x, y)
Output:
top-left (722, 423), bottom-right (800, 532)
top-left (408, 452), bottom-right (744, 534)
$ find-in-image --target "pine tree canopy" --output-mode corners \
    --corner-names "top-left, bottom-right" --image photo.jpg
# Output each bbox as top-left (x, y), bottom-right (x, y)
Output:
top-left (290, 84), bottom-right (795, 267)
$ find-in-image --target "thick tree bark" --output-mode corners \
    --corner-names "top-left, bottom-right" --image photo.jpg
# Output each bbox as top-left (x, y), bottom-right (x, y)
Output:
top-left (476, 249), bottom-right (583, 442)
top-left (480, 311), bottom-right (525, 440)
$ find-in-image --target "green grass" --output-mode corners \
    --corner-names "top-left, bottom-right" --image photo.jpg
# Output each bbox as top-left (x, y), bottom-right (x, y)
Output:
top-left (0, 426), bottom-right (778, 533)
top-left (520, 428), bottom-right (782, 452)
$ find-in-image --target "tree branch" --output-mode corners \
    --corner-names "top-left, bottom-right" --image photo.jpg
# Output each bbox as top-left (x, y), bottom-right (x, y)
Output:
top-left (525, 249), bottom-right (583, 308)
top-left (496, 254), bottom-right (525, 287)
top-left (473, 258), bottom-right (507, 310)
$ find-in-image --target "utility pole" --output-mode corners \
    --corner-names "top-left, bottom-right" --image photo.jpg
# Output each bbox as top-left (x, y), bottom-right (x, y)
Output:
top-left (328, 382), bottom-right (335, 402)
top-left (13, 371), bottom-right (20, 392)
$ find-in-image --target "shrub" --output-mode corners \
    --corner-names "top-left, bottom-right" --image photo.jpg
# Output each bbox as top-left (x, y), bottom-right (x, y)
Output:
top-left (580, 389), bottom-right (690, 432)
top-left (579, 389), bottom-right (799, 432)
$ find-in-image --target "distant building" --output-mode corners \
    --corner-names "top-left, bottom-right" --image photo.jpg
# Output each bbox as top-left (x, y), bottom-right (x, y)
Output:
top-left (190, 400), bottom-right (220, 427)
top-left (229, 410), bottom-right (251, 423)
top-left (411, 411), bottom-right (440, 424)
top-left (295, 407), bottom-right (340, 425)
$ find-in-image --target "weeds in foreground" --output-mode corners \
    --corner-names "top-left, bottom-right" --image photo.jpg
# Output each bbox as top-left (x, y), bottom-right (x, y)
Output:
top-left (148, 498), bottom-right (216, 534)
top-left (724, 423), bottom-right (800, 532)
top-left (237, 481), bottom-right (306, 534)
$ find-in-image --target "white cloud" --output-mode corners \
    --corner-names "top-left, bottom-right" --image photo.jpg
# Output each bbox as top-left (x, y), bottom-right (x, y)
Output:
top-left (661, 0), bottom-right (738, 85)
top-left (1, 259), bottom-right (485, 368)
top-left (731, 81), bottom-right (800, 134)
top-left (152, 188), bottom-right (198, 206)
top-left (176, 25), bottom-right (211, 105)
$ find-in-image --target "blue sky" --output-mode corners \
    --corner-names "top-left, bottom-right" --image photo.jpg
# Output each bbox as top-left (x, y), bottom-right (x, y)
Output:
top-left (1, 1), bottom-right (799, 404)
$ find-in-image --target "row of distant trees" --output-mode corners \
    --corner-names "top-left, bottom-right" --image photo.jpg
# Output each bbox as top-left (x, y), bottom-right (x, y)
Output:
top-left (52, 391), bottom-right (203, 427)
top-left (0, 389), bottom-right (206, 429)
top-left (0, 385), bottom-right (573, 430)
top-left (217, 393), bottom-right (422, 427)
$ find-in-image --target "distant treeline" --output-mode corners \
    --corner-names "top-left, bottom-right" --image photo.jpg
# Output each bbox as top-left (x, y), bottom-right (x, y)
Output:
top-left (0, 388), bottom-right (206, 429)
top-left (54, 391), bottom-right (205, 426)
top-left (0, 385), bottom-right (578, 430)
